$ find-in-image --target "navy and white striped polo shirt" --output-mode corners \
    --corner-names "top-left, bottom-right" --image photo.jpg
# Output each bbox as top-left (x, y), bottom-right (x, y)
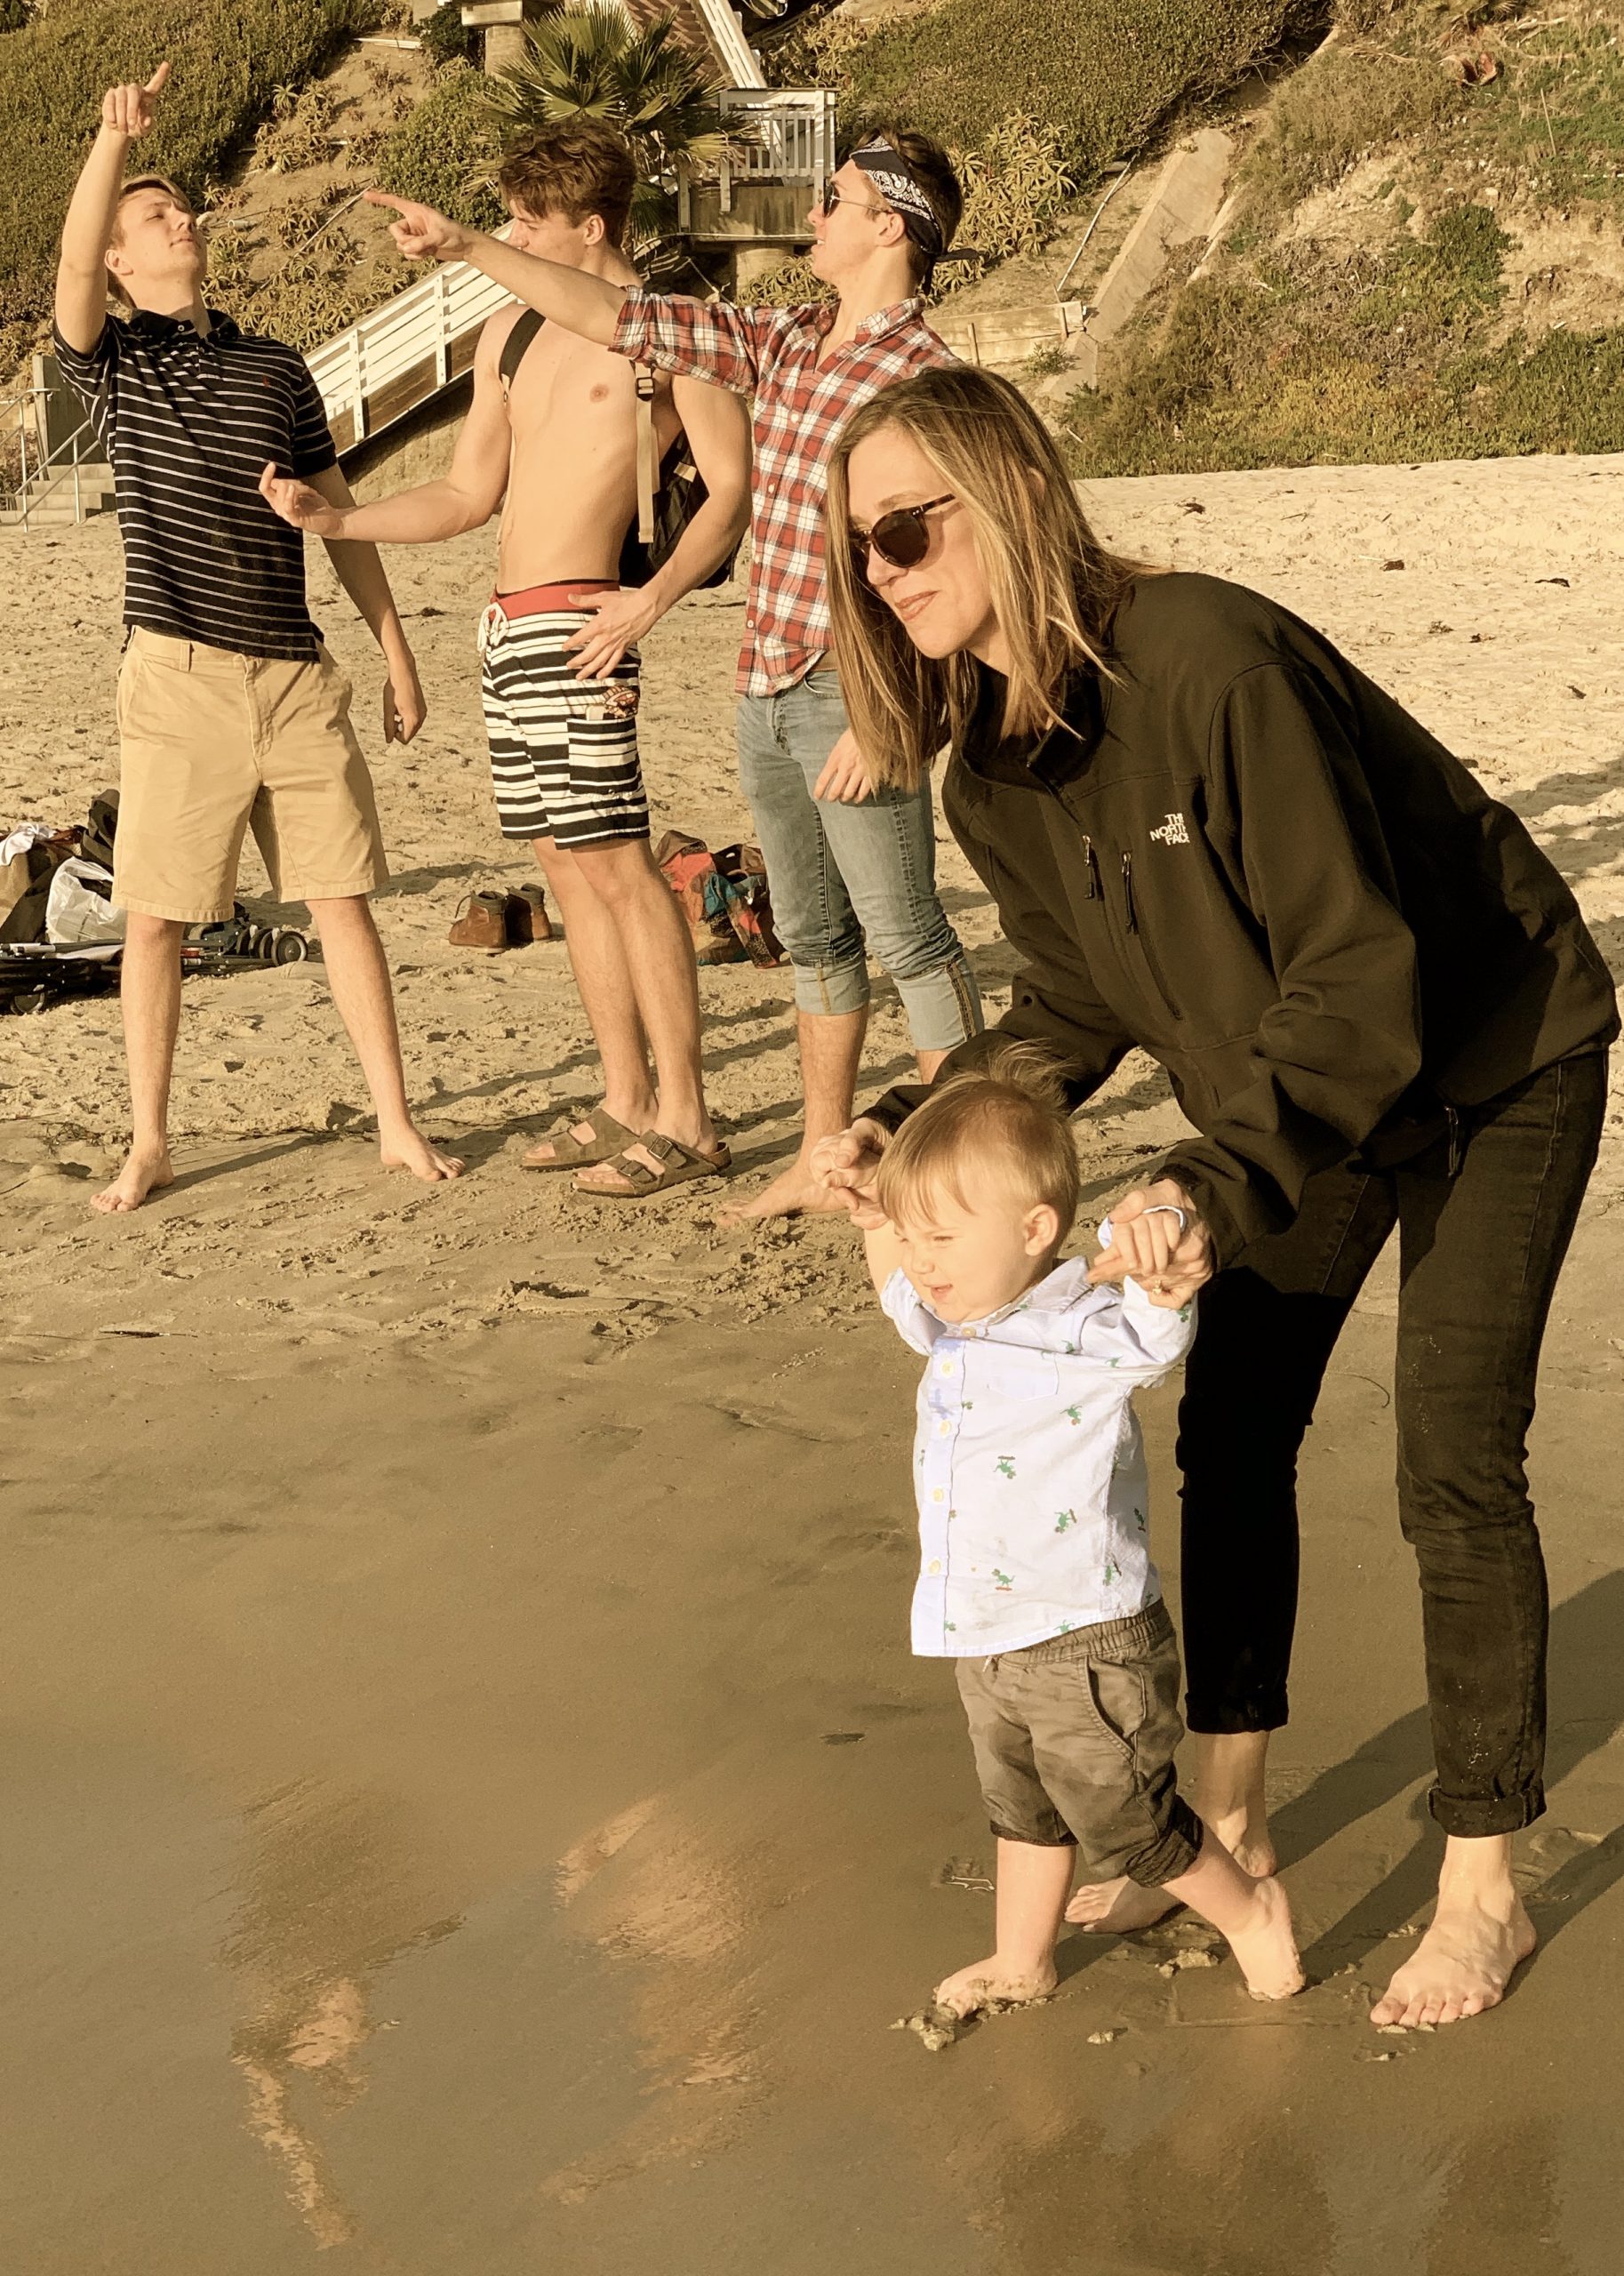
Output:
top-left (53, 308), bottom-right (338, 661)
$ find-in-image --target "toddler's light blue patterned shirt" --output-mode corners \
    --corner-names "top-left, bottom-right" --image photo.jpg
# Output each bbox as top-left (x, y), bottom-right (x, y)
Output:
top-left (881, 1255), bottom-right (1196, 1658)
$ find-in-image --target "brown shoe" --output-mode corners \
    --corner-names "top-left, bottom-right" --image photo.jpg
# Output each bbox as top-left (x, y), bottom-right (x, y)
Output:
top-left (505, 885), bottom-right (553, 945)
top-left (449, 891), bottom-right (508, 953)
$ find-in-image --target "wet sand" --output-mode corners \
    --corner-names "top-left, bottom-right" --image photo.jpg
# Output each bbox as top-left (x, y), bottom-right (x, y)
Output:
top-left (4, 456), bottom-right (1624, 2270)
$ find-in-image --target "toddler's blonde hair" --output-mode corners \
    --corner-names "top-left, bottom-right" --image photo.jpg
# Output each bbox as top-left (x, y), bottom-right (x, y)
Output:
top-left (875, 1043), bottom-right (1080, 1241)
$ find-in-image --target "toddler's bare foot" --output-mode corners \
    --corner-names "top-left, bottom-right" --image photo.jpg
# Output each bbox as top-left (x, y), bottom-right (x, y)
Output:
top-left (91, 1145), bottom-right (174, 1214)
top-left (380, 1128), bottom-right (464, 1182)
top-left (1226, 1873), bottom-right (1305, 2001)
top-left (934, 1952), bottom-right (1058, 2020)
top-left (1066, 1878), bottom-right (1181, 1934)
top-left (1370, 1891), bottom-right (1535, 2029)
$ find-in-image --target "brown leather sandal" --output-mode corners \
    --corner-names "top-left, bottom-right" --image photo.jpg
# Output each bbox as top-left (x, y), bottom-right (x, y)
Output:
top-left (520, 1105), bottom-right (638, 1171)
top-left (572, 1131), bottom-right (733, 1198)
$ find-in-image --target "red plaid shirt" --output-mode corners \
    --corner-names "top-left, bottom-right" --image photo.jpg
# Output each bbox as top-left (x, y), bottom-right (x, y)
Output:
top-left (612, 291), bottom-right (956, 695)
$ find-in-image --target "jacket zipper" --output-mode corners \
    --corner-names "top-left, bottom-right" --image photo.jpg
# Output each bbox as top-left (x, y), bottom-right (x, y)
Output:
top-left (1118, 849), bottom-right (1179, 1019)
top-left (1082, 835), bottom-right (1100, 899)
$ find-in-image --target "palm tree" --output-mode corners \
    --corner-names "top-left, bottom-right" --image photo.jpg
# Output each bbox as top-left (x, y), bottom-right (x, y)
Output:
top-left (483, 6), bottom-right (734, 246)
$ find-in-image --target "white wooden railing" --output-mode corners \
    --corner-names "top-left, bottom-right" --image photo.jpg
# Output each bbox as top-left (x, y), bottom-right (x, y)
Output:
top-left (304, 223), bottom-right (518, 449)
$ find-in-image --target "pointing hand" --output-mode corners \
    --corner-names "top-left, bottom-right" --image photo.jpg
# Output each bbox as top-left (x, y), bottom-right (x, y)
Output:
top-left (102, 61), bottom-right (170, 140)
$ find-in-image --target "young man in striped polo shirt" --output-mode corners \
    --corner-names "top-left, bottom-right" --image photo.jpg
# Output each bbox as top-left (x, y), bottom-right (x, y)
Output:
top-left (365, 128), bottom-right (984, 1219)
top-left (53, 63), bottom-right (460, 1213)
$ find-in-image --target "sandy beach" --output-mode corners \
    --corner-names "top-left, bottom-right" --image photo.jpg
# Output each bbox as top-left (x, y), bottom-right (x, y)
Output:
top-left (4, 453), bottom-right (1624, 2271)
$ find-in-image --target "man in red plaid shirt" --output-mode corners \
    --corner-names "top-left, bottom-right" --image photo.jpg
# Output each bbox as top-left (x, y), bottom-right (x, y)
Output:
top-left (372, 126), bottom-right (985, 1217)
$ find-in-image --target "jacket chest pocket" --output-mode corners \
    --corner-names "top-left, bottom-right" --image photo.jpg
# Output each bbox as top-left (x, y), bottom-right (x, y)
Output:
top-left (1060, 827), bottom-right (1181, 1030)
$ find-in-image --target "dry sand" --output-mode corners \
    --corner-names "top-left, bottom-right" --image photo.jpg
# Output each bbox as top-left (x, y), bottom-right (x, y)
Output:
top-left (4, 454), bottom-right (1624, 2271)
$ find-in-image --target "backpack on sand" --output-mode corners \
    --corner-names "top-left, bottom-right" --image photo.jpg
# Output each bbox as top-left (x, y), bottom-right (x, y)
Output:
top-left (498, 309), bottom-right (738, 590)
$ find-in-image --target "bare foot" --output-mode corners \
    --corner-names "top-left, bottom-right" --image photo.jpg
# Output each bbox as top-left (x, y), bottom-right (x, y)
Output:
top-left (1066, 1877), bottom-right (1182, 1934)
top-left (1199, 1801), bottom-right (1279, 1882)
top-left (1370, 1891), bottom-right (1536, 2029)
top-left (380, 1130), bottom-right (464, 1182)
top-left (1226, 1873), bottom-right (1305, 2002)
top-left (934, 1952), bottom-right (1058, 2020)
top-left (717, 1157), bottom-right (849, 1226)
top-left (91, 1146), bottom-right (175, 1214)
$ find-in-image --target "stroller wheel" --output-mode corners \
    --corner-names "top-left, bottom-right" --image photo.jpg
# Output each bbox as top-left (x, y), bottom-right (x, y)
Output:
top-left (272, 931), bottom-right (309, 965)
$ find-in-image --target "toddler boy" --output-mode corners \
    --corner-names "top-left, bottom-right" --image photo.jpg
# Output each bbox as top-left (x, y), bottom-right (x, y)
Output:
top-left (828, 1051), bottom-right (1303, 2016)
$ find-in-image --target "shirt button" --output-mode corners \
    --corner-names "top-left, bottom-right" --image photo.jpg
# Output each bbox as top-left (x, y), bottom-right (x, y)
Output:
top-left (928, 1559), bottom-right (941, 1575)
top-left (931, 1488), bottom-right (945, 1503)
top-left (939, 1361), bottom-right (953, 1376)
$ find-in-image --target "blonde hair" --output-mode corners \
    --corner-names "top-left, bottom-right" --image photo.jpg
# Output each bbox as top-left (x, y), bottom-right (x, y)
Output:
top-left (826, 366), bottom-right (1148, 791)
top-left (105, 174), bottom-right (194, 311)
top-left (876, 1042), bottom-right (1080, 1244)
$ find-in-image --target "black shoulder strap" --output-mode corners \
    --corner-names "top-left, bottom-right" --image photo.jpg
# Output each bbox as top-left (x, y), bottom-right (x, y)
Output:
top-left (499, 309), bottom-right (546, 390)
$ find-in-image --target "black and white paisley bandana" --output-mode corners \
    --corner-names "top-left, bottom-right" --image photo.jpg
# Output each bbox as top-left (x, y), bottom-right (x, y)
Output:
top-left (850, 137), bottom-right (948, 259)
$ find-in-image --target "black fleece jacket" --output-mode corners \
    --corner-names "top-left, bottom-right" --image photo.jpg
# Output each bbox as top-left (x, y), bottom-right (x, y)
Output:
top-left (868, 572), bottom-right (1617, 1266)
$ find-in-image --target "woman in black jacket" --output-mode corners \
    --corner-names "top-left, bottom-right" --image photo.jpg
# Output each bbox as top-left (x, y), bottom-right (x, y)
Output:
top-left (814, 365), bottom-right (1617, 2032)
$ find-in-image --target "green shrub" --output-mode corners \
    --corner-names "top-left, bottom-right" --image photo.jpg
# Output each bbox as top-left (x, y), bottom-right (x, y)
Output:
top-left (0, 0), bottom-right (373, 366)
top-left (833, 0), bottom-right (1327, 173)
top-left (956, 114), bottom-right (1076, 261)
top-left (420, 3), bottom-right (480, 68)
top-left (372, 57), bottom-right (504, 229)
top-left (1059, 196), bottom-right (1624, 473)
top-left (0, 0), bottom-right (35, 34)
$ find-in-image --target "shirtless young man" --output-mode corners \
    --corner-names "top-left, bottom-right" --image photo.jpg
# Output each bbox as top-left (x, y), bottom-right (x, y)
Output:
top-left (262, 124), bottom-right (750, 1198)
top-left (361, 129), bottom-right (985, 1224)
top-left (54, 64), bottom-right (460, 1212)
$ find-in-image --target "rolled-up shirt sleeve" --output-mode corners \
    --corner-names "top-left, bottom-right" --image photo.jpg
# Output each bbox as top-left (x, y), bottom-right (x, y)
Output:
top-left (610, 290), bottom-right (767, 396)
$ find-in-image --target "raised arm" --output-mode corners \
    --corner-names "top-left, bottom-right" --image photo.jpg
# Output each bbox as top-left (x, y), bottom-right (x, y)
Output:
top-left (364, 193), bottom-right (623, 344)
top-left (55, 63), bottom-right (170, 352)
top-left (260, 317), bottom-right (512, 547)
top-left (364, 193), bottom-right (768, 392)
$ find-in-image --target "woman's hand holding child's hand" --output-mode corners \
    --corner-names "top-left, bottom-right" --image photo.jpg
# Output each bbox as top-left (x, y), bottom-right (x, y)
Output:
top-left (811, 1118), bottom-right (890, 1229)
top-left (1089, 1178), bottom-right (1212, 1307)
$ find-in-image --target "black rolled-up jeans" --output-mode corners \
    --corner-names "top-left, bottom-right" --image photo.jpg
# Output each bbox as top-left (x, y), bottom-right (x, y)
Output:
top-left (1177, 1051), bottom-right (1608, 1839)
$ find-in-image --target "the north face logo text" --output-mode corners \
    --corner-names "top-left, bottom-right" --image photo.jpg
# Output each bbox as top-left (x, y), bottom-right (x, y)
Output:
top-left (1149, 812), bottom-right (1189, 845)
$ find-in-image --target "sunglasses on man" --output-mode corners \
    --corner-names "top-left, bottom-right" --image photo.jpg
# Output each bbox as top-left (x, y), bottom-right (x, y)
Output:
top-left (849, 494), bottom-right (956, 570)
top-left (818, 182), bottom-right (892, 220)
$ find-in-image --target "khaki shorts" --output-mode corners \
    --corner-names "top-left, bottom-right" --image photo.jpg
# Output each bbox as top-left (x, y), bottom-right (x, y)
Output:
top-left (956, 1601), bottom-right (1203, 1887)
top-left (113, 628), bottom-right (388, 923)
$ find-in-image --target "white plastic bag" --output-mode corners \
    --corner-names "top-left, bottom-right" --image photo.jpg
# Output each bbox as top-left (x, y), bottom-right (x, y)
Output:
top-left (45, 856), bottom-right (126, 946)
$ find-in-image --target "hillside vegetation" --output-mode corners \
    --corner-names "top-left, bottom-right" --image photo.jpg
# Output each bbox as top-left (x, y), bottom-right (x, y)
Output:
top-left (0, 0), bottom-right (378, 370)
top-left (1065, 0), bottom-right (1624, 470)
top-left (770, 0), bottom-right (1326, 176)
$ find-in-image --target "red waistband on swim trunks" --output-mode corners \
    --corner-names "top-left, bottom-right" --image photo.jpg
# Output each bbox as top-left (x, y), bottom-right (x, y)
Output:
top-left (491, 580), bottom-right (620, 617)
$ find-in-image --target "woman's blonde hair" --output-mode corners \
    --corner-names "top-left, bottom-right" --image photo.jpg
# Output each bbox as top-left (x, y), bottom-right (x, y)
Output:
top-left (875, 1041), bottom-right (1079, 1245)
top-left (825, 366), bottom-right (1146, 791)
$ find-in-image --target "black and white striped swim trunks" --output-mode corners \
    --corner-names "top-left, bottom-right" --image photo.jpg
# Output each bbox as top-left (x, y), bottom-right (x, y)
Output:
top-left (478, 588), bottom-right (649, 849)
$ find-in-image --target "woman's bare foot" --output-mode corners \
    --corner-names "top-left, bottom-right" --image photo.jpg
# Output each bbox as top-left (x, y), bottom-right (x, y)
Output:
top-left (1193, 1730), bottom-right (1279, 1878)
top-left (1199, 1801), bottom-right (1279, 1881)
top-left (91, 1145), bottom-right (175, 1214)
top-left (380, 1128), bottom-right (464, 1182)
top-left (933, 1952), bottom-right (1058, 2020)
top-left (718, 1154), bottom-right (850, 1226)
top-left (1225, 1872), bottom-right (1305, 2001)
top-left (1370, 1889), bottom-right (1536, 2028)
top-left (1065, 1878), bottom-right (1182, 1934)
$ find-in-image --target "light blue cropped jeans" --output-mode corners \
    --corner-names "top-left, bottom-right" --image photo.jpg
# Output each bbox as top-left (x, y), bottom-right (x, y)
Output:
top-left (735, 673), bottom-right (983, 1053)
